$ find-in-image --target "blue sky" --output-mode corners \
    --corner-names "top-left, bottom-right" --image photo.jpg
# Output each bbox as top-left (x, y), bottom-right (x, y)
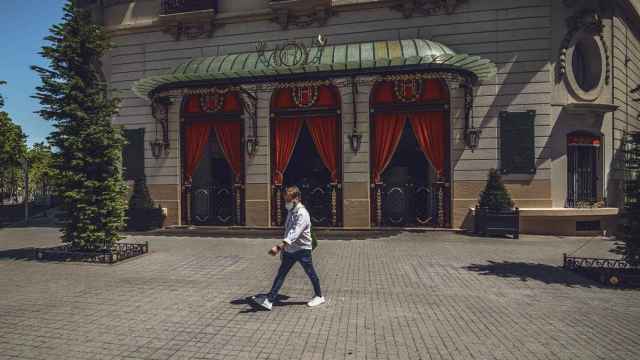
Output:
top-left (0, 0), bottom-right (66, 147)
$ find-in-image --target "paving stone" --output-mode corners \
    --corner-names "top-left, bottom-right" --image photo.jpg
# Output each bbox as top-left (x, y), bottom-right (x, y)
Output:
top-left (0, 228), bottom-right (639, 359)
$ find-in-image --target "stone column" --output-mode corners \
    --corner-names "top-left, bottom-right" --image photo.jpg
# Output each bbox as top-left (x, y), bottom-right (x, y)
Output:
top-left (243, 85), bottom-right (271, 226)
top-left (447, 79), bottom-right (470, 230)
top-left (340, 76), bottom-right (373, 228)
top-left (146, 95), bottom-right (182, 226)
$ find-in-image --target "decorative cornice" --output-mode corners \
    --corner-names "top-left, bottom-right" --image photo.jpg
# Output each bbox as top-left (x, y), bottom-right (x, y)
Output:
top-left (390, 0), bottom-right (467, 18)
top-left (159, 9), bottom-right (221, 41)
top-left (269, 1), bottom-right (334, 29)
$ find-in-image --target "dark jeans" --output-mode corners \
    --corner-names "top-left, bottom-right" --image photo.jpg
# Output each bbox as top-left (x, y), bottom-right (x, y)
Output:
top-left (268, 249), bottom-right (322, 302)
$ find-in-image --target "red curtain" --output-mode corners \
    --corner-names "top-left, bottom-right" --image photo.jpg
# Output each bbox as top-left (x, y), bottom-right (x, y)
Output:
top-left (306, 116), bottom-right (338, 183)
top-left (185, 122), bottom-right (212, 182)
top-left (213, 121), bottom-right (242, 181)
top-left (410, 111), bottom-right (446, 176)
top-left (273, 118), bottom-right (303, 185)
top-left (372, 113), bottom-right (406, 183)
top-left (185, 95), bottom-right (201, 113)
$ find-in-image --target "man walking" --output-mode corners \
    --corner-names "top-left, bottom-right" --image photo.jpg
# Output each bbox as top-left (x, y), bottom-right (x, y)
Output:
top-left (252, 186), bottom-right (325, 310)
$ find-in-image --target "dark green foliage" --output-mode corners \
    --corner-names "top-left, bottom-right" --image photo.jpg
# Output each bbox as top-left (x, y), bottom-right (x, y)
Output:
top-left (0, 81), bottom-right (27, 172)
top-left (0, 111), bottom-right (27, 173)
top-left (32, 0), bottom-right (127, 250)
top-left (0, 80), bottom-right (6, 108)
top-left (27, 143), bottom-right (54, 197)
top-left (624, 133), bottom-right (640, 266)
top-left (478, 169), bottom-right (515, 212)
top-left (0, 82), bottom-right (28, 204)
top-left (128, 178), bottom-right (155, 210)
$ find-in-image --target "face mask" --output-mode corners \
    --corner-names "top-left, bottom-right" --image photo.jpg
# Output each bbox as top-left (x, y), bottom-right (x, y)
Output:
top-left (285, 202), bottom-right (294, 211)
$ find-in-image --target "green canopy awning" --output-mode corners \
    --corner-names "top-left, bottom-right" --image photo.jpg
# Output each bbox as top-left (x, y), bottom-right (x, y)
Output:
top-left (132, 39), bottom-right (497, 99)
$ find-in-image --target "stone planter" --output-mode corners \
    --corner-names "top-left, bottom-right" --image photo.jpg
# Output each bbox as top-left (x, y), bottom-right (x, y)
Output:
top-left (126, 207), bottom-right (165, 232)
top-left (473, 206), bottom-right (520, 239)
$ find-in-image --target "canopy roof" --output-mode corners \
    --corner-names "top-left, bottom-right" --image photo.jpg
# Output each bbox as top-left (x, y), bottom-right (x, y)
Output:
top-left (132, 39), bottom-right (497, 99)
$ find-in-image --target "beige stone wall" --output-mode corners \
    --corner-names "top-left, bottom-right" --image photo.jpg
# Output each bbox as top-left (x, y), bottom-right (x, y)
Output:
top-left (105, 0), bottom-right (561, 228)
top-left (611, 7), bottom-right (640, 207)
top-left (245, 183), bottom-right (270, 227)
top-left (147, 184), bottom-right (181, 226)
top-left (452, 180), bottom-right (552, 229)
top-left (520, 215), bottom-right (618, 236)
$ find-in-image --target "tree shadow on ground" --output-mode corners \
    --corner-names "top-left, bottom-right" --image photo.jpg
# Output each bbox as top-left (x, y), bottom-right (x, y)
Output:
top-left (609, 241), bottom-right (626, 256)
top-left (0, 247), bottom-right (35, 261)
top-left (231, 294), bottom-right (307, 313)
top-left (464, 260), bottom-right (607, 288)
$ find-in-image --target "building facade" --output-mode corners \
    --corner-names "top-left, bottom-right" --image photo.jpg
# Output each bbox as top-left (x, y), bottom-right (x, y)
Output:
top-left (86, 0), bottom-right (640, 235)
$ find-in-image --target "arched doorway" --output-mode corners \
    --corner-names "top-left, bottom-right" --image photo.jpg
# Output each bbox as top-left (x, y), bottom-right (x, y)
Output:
top-left (181, 90), bottom-right (244, 225)
top-left (370, 78), bottom-right (450, 227)
top-left (270, 83), bottom-right (342, 227)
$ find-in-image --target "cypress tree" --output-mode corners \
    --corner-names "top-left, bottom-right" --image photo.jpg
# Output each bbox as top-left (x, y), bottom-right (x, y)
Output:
top-left (478, 169), bottom-right (515, 212)
top-left (32, 0), bottom-right (127, 250)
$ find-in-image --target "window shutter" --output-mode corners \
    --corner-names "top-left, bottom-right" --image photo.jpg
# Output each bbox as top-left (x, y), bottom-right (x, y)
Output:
top-left (499, 111), bottom-right (536, 174)
top-left (123, 128), bottom-right (145, 180)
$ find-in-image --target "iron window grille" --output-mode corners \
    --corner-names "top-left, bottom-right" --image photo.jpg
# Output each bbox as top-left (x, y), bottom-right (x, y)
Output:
top-left (567, 133), bottom-right (601, 208)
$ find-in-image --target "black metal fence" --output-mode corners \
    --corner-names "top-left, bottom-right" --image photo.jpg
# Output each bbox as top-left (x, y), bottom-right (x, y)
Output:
top-left (161, 0), bottom-right (218, 15)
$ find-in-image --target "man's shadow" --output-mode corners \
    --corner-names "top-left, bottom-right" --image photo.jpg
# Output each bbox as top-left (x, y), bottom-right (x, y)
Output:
top-left (230, 293), bottom-right (307, 313)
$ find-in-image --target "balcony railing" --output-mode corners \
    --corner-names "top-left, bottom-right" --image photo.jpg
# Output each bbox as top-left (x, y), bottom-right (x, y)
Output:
top-left (161, 0), bottom-right (218, 15)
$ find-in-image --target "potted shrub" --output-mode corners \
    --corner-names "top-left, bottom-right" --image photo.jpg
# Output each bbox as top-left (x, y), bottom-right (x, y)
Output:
top-left (474, 169), bottom-right (520, 238)
top-left (126, 178), bottom-right (165, 231)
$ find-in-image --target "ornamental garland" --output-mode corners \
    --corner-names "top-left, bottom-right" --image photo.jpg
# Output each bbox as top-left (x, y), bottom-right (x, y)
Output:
top-left (199, 92), bottom-right (224, 112)
top-left (155, 86), bottom-right (238, 100)
top-left (292, 86), bottom-right (320, 108)
top-left (150, 72), bottom-right (468, 102)
top-left (393, 79), bottom-right (423, 103)
top-left (382, 72), bottom-right (465, 85)
top-left (274, 80), bottom-right (332, 88)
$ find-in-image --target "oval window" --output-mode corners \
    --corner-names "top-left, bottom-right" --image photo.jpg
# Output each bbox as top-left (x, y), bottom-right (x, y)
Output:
top-left (571, 37), bottom-right (602, 92)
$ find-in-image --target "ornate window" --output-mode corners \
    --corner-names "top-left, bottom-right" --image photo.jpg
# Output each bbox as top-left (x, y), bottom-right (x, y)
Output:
top-left (569, 35), bottom-right (605, 96)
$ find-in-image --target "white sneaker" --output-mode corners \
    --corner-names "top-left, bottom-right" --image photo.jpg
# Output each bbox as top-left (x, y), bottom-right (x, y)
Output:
top-left (307, 296), bottom-right (325, 307)
top-left (251, 295), bottom-right (272, 311)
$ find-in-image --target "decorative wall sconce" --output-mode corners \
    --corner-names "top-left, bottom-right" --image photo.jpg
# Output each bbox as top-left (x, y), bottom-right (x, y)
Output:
top-left (240, 86), bottom-right (259, 158)
top-left (461, 80), bottom-right (481, 150)
top-left (349, 130), bottom-right (363, 153)
top-left (349, 77), bottom-right (362, 154)
top-left (149, 139), bottom-right (165, 159)
top-left (464, 127), bottom-right (482, 150)
top-left (151, 96), bottom-right (171, 158)
top-left (246, 137), bottom-right (259, 158)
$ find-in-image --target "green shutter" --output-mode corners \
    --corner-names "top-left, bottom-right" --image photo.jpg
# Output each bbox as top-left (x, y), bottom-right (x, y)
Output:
top-left (123, 128), bottom-right (145, 180)
top-left (499, 111), bottom-right (536, 174)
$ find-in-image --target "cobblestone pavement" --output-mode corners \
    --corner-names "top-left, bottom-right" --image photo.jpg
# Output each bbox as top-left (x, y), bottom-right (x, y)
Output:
top-left (1, 227), bottom-right (639, 360)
